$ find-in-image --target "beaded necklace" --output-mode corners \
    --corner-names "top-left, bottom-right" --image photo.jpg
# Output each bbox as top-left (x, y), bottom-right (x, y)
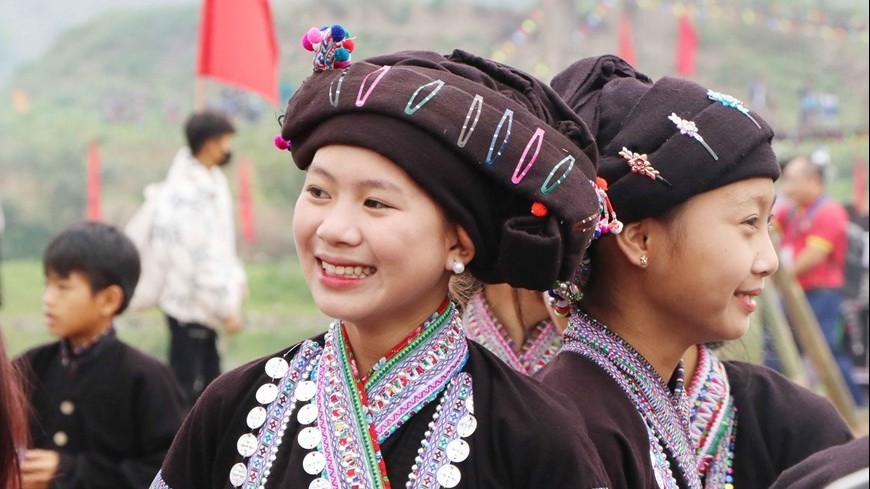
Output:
top-left (686, 345), bottom-right (738, 488)
top-left (561, 312), bottom-right (702, 489)
top-left (462, 291), bottom-right (561, 375)
top-left (224, 302), bottom-right (476, 489)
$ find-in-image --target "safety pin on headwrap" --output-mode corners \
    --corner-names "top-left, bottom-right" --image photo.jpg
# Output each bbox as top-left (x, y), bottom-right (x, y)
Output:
top-left (618, 147), bottom-right (672, 188)
top-left (668, 113), bottom-right (719, 161)
top-left (706, 89), bottom-right (761, 129)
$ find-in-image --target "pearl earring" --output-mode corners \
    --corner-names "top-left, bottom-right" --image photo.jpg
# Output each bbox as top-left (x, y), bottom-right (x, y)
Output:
top-left (452, 260), bottom-right (466, 275)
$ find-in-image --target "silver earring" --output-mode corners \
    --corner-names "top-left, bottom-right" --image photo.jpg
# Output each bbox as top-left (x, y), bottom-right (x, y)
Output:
top-left (639, 254), bottom-right (648, 268)
top-left (452, 260), bottom-right (466, 275)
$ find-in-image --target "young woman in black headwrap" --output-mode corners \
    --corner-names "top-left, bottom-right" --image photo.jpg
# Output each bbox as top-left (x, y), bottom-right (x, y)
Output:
top-left (538, 55), bottom-right (853, 489)
top-left (151, 25), bottom-right (610, 489)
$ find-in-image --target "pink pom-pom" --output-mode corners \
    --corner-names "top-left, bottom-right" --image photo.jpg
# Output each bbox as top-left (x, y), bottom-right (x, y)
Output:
top-left (274, 135), bottom-right (290, 150)
top-left (301, 34), bottom-right (313, 51)
top-left (333, 60), bottom-right (351, 69)
top-left (306, 27), bottom-right (323, 44)
top-left (341, 38), bottom-right (355, 53)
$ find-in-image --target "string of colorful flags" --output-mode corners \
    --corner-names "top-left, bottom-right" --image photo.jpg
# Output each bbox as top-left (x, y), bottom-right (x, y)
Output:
top-left (492, 0), bottom-right (868, 68)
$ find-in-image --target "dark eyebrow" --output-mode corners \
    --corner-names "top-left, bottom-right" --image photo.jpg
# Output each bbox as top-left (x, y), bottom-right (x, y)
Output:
top-left (307, 164), bottom-right (336, 181)
top-left (357, 178), bottom-right (403, 194)
top-left (736, 191), bottom-right (777, 211)
top-left (308, 162), bottom-right (403, 194)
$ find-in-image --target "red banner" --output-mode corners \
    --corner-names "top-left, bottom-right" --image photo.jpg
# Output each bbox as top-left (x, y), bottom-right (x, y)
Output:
top-left (86, 141), bottom-right (101, 221)
top-left (676, 14), bottom-right (699, 77)
top-left (238, 157), bottom-right (256, 244)
top-left (197, 0), bottom-right (279, 104)
top-left (618, 12), bottom-right (637, 66)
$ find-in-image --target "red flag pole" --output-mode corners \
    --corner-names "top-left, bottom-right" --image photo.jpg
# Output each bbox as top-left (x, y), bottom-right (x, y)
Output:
top-left (238, 157), bottom-right (256, 244)
top-left (618, 11), bottom-right (637, 66)
top-left (86, 141), bottom-right (102, 221)
top-left (676, 14), bottom-right (699, 77)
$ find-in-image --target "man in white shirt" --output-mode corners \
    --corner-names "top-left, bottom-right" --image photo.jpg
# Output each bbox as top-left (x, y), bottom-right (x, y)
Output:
top-left (151, 110), bottom-right (247, 406)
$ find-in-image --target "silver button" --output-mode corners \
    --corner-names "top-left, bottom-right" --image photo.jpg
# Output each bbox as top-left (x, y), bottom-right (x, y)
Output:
top-left (59, 400), bottom-right (75, 415)
top-left (436, 464), bottom-right (462, 488)
top-left (302, 451), bottom-right (326, 475)
top-left (309, 477), bottom-right (330, 489)
top-left (297, 403), bottom-right (318, 425)
top-left (236, 433), bottom-right (258, 458)
top-left (446, 438), bottom-right (470, 463)
top-left (246, 406), bottom-right (268, 430)
top-left (457, 414), bottom-right (477, 438)
top-left (264, 357), bottom-right (289, 379)
top-left (53, 431), bottom-right (68, 447)
top-left (228, 462), bottom-right (247, 487)
top-left (295, 380), bottom-right (316, 402)
top-left (255, 383), bottom-right (279, 405)
top-left (297, 427), bottom-right (322, 450)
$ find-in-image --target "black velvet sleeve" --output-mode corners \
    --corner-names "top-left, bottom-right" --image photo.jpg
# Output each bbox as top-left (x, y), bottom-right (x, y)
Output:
top-left (725, 360), bottom-right (855, 489)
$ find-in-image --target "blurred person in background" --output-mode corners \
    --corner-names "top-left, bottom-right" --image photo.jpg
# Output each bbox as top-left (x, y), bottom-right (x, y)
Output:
top-left (777, 152), bottom-right (864, 406)
top-left (149, 110), bottom-right (248, 407)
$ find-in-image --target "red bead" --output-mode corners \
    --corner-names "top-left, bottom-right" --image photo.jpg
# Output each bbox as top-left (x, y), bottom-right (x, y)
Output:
top-left (531, 201), bottom-right (548, 217)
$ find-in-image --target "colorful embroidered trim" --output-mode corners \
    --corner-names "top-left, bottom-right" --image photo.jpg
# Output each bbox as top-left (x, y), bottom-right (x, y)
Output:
top-left (668, 113), bottom-right (719, 161)
top-left (706, 90), bottom-right (761, 129)
top-left (687, 345), bottom-right (737, 488)
top-left (149, 471), bottom-right (171, 489)
top-left (235, 340), bottom-right (322, 488)
top-left (311, 302), bottom-right (470, 489)
top-left (463, 292), bottom-right (561, 375)
top-left (618, 147), bottom-right (672, 188)
top-left (561, 312), bottom-right (702, 489)
top-left (406, 372), bottom-right (475, 488)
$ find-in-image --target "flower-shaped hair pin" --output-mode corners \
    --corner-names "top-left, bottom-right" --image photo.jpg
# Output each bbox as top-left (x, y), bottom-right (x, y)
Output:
top-left (668, 113), bottom-right (719, 161)
top-left (707, 89), bottom-right (761, 129)
top-left (619, 147), bottom-right (672, 188)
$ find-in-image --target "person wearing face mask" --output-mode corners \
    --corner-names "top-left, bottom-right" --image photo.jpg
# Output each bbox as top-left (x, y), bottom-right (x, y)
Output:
top-left (150, 109), bottom-right (248, 408)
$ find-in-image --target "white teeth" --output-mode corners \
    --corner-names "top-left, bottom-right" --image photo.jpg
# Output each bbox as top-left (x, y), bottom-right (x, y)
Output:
top-left (320, 260), bottom-right (375, 278)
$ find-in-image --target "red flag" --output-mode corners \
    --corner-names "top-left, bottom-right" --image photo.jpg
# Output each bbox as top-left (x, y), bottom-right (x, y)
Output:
top-left (86, 141), bottom-right (101, 221)
top-left (197, 0), bottom-right (279, 104)
top-left (676, 14), bottom-right (699, 77)
top-left (238, 157), bottom-right (256, 244)
top-left (618, 13), bottom-right (637, 66)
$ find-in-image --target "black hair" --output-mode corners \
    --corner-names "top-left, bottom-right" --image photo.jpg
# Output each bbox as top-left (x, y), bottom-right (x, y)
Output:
top-left (42, 221), bottom-right (141, 316)
top-left (783, 155), bottom-right (826, 182)
top-left (184, 110), bottom-right (236, 155)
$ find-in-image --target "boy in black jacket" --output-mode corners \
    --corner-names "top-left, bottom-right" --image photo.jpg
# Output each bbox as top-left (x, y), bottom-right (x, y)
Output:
top-left (16, 221), bottom-right (185, 489)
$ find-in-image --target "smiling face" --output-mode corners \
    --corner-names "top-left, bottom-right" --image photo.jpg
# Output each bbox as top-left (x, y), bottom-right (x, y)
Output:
top-left (641, 177), bottom-right (779, 344)
top-left (293, 145), bottom-right (471, 334)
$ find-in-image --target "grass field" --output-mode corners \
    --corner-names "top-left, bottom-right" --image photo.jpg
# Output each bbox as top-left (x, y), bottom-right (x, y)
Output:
top-left (0, 259), bottom-right (329, 369)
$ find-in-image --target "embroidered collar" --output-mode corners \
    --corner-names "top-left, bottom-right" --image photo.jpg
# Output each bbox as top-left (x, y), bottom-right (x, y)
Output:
top-left (60, 326), bottom-right (116, 368)
top-left (561, 312), bottom-right (702, 489)
top-left (462, 291), bottom-right (560, 375)
top-left (217, 301), bottom-right (477, 489)
top-left (686, 344), bottom-right (737, 488)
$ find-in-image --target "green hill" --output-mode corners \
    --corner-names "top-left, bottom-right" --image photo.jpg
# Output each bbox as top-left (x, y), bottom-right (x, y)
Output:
top-left (0, 0), bottom-right (867, 260)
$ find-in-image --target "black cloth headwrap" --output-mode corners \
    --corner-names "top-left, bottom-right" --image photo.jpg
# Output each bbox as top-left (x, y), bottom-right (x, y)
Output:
top-left (552, 54), bottom-right (780, 223)
top-left (281, 49), bottom-right (600, 290)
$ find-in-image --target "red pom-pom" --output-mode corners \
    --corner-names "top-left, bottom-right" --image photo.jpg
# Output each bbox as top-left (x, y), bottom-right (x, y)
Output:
top-left (595, 177), bottom-right (608, 190)
top-left (341, 38), bottom-right (355, 53)
top-left (301, 34), bottom-right (313, 51)
top-left (333, 60), bottom-right (351, 69)
top-left (531, 202), bottom-right (548, 217)
top-left (274, 135), bottom-right (290, 150)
